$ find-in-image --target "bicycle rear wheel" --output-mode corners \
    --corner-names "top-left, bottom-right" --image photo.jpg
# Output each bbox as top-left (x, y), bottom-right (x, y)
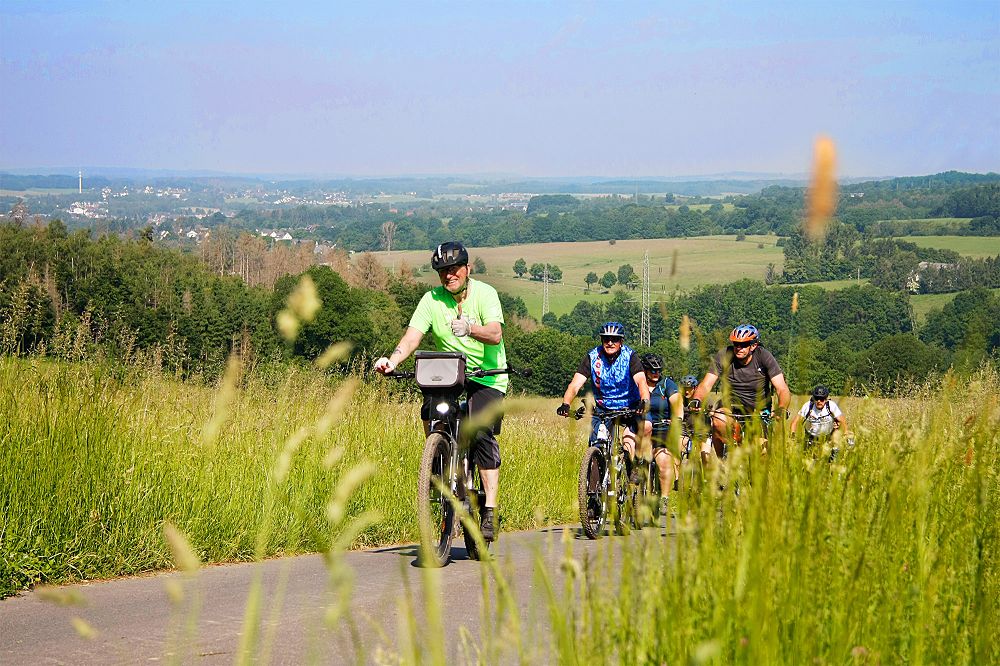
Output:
top-left (417, 433), bottom-right (456, 567)
top-left (578, 446), bottom-right (608, 539)
top-left (463, 469), bottom-right (490, 561)
top-left (613, 455), bottom-right (632, 536)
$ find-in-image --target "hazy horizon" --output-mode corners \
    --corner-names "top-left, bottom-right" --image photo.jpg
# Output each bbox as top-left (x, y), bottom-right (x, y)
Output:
top-left (2, 2), bottom-right (998, 178)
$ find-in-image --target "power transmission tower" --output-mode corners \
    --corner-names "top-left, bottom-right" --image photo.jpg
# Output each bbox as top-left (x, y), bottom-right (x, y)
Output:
top-left (641, 251), bottom-right (651, 346)
top-left (542, 265), bottom-right (550, 318)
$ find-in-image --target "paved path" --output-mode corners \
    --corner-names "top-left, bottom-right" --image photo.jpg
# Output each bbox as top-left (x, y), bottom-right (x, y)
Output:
top-left (0, 524), bottom-right (672, 664)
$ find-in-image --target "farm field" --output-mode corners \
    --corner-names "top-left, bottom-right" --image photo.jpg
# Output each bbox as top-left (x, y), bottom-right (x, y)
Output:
top-left (791, 278), bottom-right (871, 290)
top-left (377, 235), bottom-right (783, 317)
top-left (906, 235), bottom-right (1000, 258)
top-left (910, 287), bottom-right (1000, 325)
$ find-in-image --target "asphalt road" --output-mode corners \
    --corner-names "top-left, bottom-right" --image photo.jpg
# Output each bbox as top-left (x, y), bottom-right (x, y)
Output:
top-left (0, 523), bottom-right (672, 665)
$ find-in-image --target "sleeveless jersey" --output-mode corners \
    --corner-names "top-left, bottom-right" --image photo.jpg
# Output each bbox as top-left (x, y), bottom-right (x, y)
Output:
top-left (588, 345), bottom-right (640, 409)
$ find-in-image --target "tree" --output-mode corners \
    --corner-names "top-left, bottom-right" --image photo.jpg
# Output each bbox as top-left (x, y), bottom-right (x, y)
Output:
top-left (9, 200), bottom-right (28, 227)
top-left (473, 256), bottom-right (487, 274)
top-left (764, 263), bottom-right (778, 285)
top-left (380, 221), bottom-right (396, 253)
top-left (600, 271), bottom-right (617, 289)
top-left (585, 271), bottom-right (599, 292)
top-left (513, 258), bottom-right (527, 278)
top-left (546, 264), bottom-right (563, 282)
top-left (529, 262), bottom-right (545, 280)
top-left (617, 264), bottom-right (635, 285)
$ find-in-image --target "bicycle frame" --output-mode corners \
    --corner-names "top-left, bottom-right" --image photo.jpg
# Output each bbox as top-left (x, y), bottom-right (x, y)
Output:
top-left (578, 405), bottom-right (641, 538)
top-left (388, 354), bottom-right (523, 565)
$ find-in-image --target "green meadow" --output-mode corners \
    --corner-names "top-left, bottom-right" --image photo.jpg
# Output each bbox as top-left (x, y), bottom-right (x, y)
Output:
top-left (377, 233), bottom-right (1000, 319)
top-left (906, 235), bottom-right (1000, 259)
top-left (379, 235), bottom-right (784, 317)
top-left (2, 352), bottom-right (998, 663)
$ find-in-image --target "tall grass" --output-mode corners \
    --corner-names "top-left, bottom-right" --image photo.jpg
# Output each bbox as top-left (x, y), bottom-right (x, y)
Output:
top-left (3, 357), bottom-right (997, 663)
top-left (0, 357), bottom-right (581, 598)
top-left (522, 370), bottom-right (999, 664)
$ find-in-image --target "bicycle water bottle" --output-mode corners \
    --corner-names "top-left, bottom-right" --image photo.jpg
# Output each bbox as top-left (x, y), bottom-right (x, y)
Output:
top-left (596, 422), bottom-right (610, 443)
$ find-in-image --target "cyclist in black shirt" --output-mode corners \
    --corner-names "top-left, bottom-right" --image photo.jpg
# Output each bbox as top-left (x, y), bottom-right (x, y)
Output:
top-left (691, 324), bottom-right (790, 458)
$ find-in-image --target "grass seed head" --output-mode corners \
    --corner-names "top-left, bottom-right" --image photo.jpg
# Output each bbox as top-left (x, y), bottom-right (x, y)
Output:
top-left (792, 291), bottom-right (800, 314)
top-left (71, 617), bottom-right (98, 640)
top-left (288, 275), bottom-right (321, 322)
top-left (805, 136), bottom-right (838, 242)
top-left (36, 586), bottom-right (86, 606)
top-left (326, 462), bottom-right (376, 526)
top-left (315, 341), bottom-right (353, 370)
top-left (276, 310), bottom-right (300, 342)
top-left (316, 377), bottom-right (360, 438)
top-left (163, 521), bottom-right (201, 573)
top-left (680, 314), bottom-right (691, 351)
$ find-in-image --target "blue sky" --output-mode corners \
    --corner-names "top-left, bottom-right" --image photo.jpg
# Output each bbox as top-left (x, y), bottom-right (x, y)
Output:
top-left (1, 1), bottom-right (997, 178)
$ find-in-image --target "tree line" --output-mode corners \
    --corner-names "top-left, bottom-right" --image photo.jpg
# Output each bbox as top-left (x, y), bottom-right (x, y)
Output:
top-left (781, 220), bottom-right (1000, 294)
top-left (4, 220), bottom-right (997, 398)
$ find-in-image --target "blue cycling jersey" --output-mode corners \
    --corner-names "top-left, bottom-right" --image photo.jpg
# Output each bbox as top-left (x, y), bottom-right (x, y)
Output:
top-left (585, 345), bottom-right (641, 409)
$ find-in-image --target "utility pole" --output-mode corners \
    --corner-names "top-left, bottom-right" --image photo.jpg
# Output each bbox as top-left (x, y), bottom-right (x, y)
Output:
top-left (78, 170), bottom-right (82, 194)
top-left (542, 265), bottom-right (550, 318)
top-left (641, 251), bottom-right (651, 347)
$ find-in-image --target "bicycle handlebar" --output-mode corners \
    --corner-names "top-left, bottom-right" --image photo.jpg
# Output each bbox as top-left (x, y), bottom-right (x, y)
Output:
top-left (573, 404), bottom-right (643, 421)
top-left (383, 365), bottom-right (531, 380)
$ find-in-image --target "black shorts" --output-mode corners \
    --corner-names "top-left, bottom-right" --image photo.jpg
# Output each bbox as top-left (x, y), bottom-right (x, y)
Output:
top-left (421, 381), bottom-right (504, 470)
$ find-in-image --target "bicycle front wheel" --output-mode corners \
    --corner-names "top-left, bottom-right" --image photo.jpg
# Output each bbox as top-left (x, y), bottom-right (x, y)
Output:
top-left (578, 446), bottom-right (608, 539)
top-left (417, 433), bottom-right (456, 567)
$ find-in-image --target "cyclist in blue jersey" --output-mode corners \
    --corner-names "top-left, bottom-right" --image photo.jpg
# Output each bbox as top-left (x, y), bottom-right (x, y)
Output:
top-left (557, 322), bottom-right (651, 473)
top-left (641, 354), bottom-right (683, 514)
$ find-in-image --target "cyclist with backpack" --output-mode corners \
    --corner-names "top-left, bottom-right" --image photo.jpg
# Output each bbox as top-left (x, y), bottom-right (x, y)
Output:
top-left (557, 322), bottom-right (651, 476)
top-left (690, 324), bottom-right (791, 460)
top-left (790, 385), bottom-right (846, 446)
top-left (374, 241), bottom-right (507, 542)
top-left (641, 353), bottom-right (683, 515)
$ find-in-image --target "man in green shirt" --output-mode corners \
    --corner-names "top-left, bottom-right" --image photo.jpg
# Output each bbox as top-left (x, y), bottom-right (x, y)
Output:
top-left (374, 241), bottom-right (508, 541)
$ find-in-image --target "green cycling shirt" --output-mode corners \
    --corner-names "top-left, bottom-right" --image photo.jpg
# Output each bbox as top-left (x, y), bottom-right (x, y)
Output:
top-left (408, 278), bottom-right (508, 393)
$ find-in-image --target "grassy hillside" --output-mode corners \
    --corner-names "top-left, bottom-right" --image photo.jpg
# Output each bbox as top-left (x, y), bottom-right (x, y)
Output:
top-left (378, 235), bottom-right (783, 317)
top-left (906, 235), bottom-right (1000, 258)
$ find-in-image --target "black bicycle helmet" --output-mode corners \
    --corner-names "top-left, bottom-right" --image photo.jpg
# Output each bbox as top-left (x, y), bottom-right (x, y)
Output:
top-left (812, 385), bottom-right (831, 400)
top-left (680, 374), bottom-right (698, 388)
top-left (641, 353), bottom-right (663, 372)
top-left (430, 241), bottom-right (469, 270)
top-left (599, 321), bottom-right (625, 339)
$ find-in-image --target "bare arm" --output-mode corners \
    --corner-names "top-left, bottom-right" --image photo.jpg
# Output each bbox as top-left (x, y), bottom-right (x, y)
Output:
top-left (470, 320), bottom-right (503, 346)
top-left (789, 412), bottom-right (802, 434)
top-left (669, 391), bottom-right (684, 426)
top-left (770, 373), bottom-right (791, 410)
top-left (633, 371), bottom-right (651, 404)
top-left (380, 326), bottom-right (424, 371)
top-left (561, 373), bottom-right (589, 406)
top-left (692, 372), bottom-right (718, 403)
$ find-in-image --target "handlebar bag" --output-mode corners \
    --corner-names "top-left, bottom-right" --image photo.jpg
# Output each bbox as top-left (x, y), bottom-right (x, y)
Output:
top-left (414, 351), bottom-right (466, 389)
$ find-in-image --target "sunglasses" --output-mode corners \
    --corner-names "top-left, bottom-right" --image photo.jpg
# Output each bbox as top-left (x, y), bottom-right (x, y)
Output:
top-left (601, 337), bottom-right (622, 344)
top-left (733, 341), bottom-right (755, 349)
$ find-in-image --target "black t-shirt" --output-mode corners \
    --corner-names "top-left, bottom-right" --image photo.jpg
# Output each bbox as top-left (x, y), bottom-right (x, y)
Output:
top-left (708, 346), bottom-right (783, 411)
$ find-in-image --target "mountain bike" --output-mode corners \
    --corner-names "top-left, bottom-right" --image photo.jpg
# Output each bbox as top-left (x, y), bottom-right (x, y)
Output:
top-left (699, 404), bottom-right (775, 460)
top-left (388, 351), bottom-right (523, 567)
top-left (577, 404), bottom-right (644, 539)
